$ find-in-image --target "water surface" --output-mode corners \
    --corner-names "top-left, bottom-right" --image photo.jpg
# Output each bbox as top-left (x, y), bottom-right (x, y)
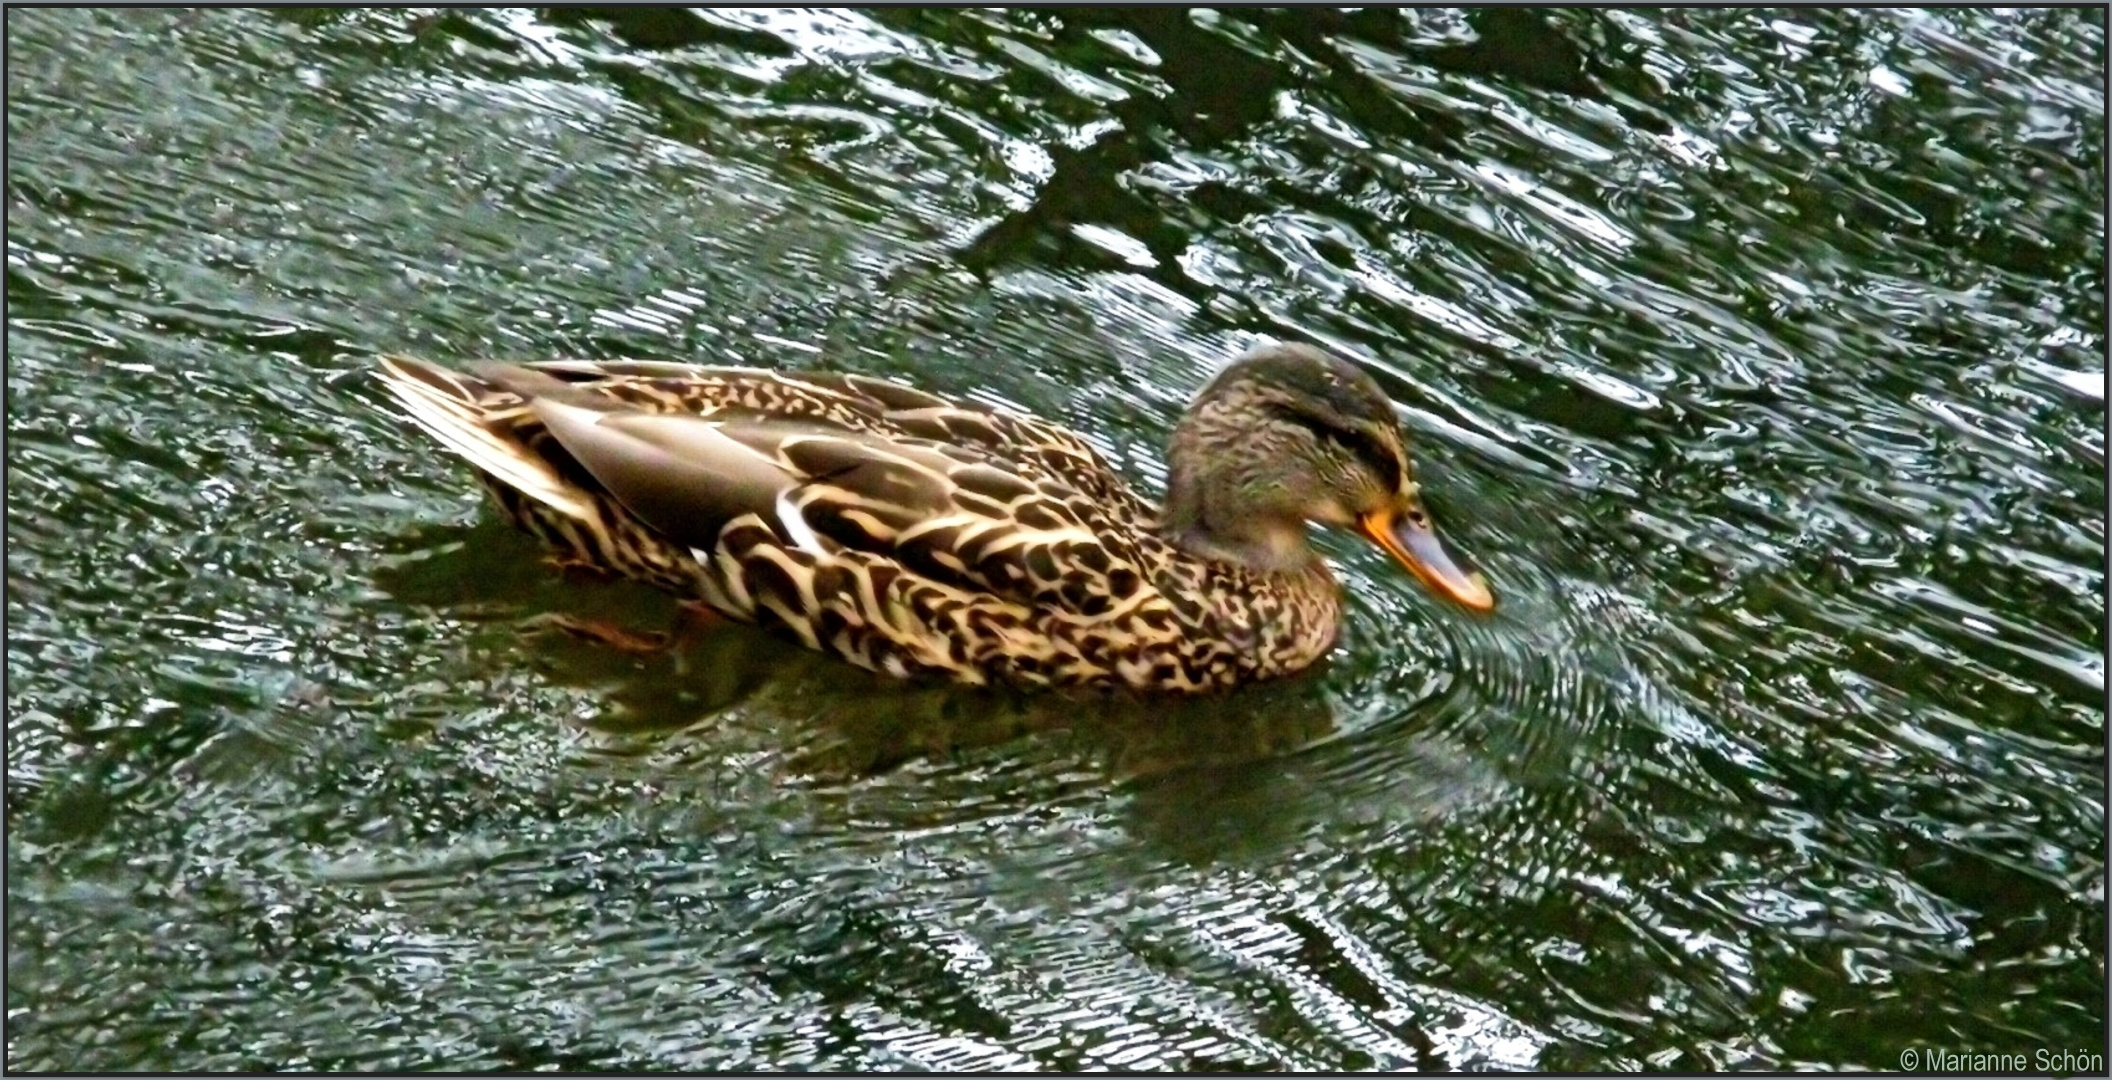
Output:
top-left (7, 7), bottom-right (2104, 1070)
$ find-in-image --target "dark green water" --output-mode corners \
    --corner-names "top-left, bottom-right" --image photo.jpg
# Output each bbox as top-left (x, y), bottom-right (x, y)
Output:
top-left (7, 7), bottom-right (2104, 1071)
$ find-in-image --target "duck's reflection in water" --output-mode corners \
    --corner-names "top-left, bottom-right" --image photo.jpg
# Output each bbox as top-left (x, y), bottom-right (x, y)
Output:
top-left (559, 627), bottom-right (1343, 785)
top-left (374, 519), bottom-right (1495, 863)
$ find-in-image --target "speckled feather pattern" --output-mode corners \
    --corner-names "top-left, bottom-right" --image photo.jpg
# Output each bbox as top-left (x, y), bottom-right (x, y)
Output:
top-left (378, 357), bottom-right (1342, 692)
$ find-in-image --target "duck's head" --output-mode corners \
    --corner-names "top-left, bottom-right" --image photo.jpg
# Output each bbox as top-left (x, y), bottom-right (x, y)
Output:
top-left (1161, 343), bottom-right (1495, 613)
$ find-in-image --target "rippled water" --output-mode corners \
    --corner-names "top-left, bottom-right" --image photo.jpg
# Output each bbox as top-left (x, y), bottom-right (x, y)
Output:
top-left (7, 7), bottom-right (2104, 1071)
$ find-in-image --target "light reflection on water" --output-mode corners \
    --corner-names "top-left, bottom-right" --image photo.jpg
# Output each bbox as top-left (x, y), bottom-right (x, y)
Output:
top-left (7, 5), bottom-right (2102, 1071)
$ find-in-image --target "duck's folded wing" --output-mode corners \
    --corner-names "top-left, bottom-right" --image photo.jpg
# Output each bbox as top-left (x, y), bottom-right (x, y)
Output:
top-left (520, 390), bottom-right (803, 551)
top-left (504, 369), bottom-right (1146, 617)
top-left (524, 361), bottom-right (1154, 522)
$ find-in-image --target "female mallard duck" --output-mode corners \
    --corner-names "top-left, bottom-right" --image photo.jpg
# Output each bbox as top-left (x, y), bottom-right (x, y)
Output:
top-left (375, 344), bottom-right (1494, 693)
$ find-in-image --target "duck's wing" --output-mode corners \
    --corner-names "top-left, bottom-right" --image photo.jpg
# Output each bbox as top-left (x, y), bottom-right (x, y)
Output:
top-left (526, 360), bottom-right (1155, 520)
top-left (380, 357), bottom-right (1152, 617)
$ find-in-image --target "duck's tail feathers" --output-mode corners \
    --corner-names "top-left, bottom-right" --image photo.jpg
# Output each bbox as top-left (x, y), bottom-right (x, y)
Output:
top-left (374, 354), bottom-right (597, 522)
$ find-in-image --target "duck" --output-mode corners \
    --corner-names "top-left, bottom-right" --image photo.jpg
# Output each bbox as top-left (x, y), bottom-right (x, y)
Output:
top-left (374, 343), bottom-right (1494, 693)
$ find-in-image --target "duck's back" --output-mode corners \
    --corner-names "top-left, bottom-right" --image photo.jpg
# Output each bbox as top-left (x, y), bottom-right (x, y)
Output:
top-left (529, 360), bottom-right (1154, 516)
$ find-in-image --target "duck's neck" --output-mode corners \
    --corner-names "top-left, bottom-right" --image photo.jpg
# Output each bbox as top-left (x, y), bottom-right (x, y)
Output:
top-left (1158, 411), bottom-right (1320, 576)
top-left (1159, 500), bottom-right (1315, 573)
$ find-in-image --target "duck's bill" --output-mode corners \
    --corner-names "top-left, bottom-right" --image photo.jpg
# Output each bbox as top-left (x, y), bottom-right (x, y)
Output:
top-left (1360, 508), bottom-right (1496, 614)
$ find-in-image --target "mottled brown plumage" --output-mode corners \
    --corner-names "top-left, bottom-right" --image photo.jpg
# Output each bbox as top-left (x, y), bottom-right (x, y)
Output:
top-left (374, 344), bottom-right (1493, 693)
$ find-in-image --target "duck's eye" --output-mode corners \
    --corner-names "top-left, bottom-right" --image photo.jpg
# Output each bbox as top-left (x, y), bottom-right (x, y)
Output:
top-left (1265, 405), bottom-right (1403, 490)
top-left (1327, 426), bottom-right (1402, 491)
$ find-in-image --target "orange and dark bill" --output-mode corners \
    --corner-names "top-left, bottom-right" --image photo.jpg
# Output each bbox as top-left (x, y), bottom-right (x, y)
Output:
top-left (1359, 505), bottom-right (1496, 614)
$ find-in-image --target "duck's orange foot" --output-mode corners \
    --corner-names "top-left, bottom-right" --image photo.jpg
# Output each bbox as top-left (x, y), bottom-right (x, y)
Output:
top-left (523, 613), bottom-right (672, 654)
top-left (672, 601), bottom-right (723, 636)
top-left (521, 602), bottom-right (726, 655)
top-left (541, 552), bottom-right (616, 582)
